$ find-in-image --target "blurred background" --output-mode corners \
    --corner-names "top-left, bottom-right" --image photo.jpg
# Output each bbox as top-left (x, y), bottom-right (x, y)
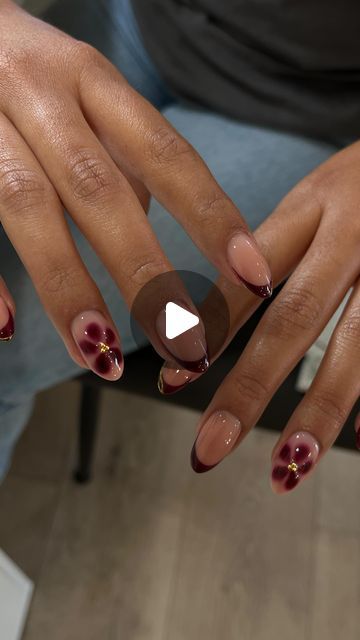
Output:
top-left (1, 376), bottom-right (360, 640)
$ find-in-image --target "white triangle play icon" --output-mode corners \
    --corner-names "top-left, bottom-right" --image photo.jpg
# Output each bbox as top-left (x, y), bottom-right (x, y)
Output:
top-left (165, 302), bottom-right (199, 339)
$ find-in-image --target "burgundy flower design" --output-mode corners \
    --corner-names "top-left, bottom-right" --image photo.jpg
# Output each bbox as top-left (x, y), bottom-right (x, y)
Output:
top-left (271, 432), bottom-right (319, 492)
top-left (79, 322), bottom-right (123, 376)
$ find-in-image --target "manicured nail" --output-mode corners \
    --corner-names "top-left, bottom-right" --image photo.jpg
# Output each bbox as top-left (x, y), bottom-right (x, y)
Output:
top-left (354, 413), bottom-right (360, 450)
top-left (158, 364), bottom-right (193, 394)
top-left (271, 431), bottom-right (320, 494)
top-left (191, 410), bottom-right (242, 473)
top-left (71, 310), bottom-right (123, 381)
top-left (227, 231), bottom-right (272, 298)
top-left (155, 301), bottom-right (209, 373)
top-left (0, 297), bottom-right (14, 341)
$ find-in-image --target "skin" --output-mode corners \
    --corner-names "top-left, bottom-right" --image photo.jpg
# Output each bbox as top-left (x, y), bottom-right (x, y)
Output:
top-left (0, 0), bottom-right (270, 370)
top-left (161, 141), bottom-right (360, 489)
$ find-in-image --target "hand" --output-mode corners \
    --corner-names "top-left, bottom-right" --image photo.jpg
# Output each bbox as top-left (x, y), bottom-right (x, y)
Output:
top-left (160, 141), bottom-right (360, 492)
top-left (0, 0), bottom-right (271, 379)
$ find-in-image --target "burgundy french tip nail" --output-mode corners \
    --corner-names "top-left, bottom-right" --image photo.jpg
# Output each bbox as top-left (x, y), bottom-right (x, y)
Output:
top-left (155, 301), bottom-right (209, 372)
top-left (158, 374), bottom-right (188, 395)
top-left (158, 366), bottom-right (192, 395)
top-left (190, 442), bottom-right (217, 473)
top-left (0, 298), bottom-right (14, 341)
top-left (354, 414), bottom-right (360, 450)
top-left (235, 273), bottom-right (273, 299)
top-left (190, 410), bottom-right (242, 474)
top-left (176, 353), bottom-right (210, 374)
top-left (227, 231), bottom-right (272, 297)
top-left (271, 431), bottom-right (320, 494)
top-left (71, 310), bottom-right (124, 381)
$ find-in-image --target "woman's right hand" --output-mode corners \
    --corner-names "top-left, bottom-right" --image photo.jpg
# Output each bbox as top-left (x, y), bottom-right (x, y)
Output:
top-left (0, 0), bottom-right (271, 380)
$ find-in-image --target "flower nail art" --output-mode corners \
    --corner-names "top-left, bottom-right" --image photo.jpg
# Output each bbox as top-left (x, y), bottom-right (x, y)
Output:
top-left (71, 310), bottom-right (123, 381)
top-left (0, 297), bottom-right (14, 341)
top-left (271, 431), bottom-right (320, 493)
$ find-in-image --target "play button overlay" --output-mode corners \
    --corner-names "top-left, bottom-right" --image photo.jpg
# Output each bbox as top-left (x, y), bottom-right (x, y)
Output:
top-left (165, 302), bottom-right (199, 339)
top-left (130, 270), bottom-right (230, 371)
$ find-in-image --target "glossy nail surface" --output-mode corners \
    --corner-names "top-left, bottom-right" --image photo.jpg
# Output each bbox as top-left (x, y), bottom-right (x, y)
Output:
top-left (156, 301), bottom-right (209, 373)
top-left (0, 297), bottom-right (14, 341)
top-left (271, 431), bottom-right (320, 494)
top-left (191, 410), bottom-right (241, 473)
top-left (227, 231), bottom-right (272, 298)
top-left (71, 310), bottom-right (123, 381)
top-left (158, 365), bottom-right (192, 395)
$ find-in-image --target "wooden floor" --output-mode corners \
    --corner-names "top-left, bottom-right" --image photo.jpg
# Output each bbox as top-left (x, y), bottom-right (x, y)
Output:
top-left (0, 380), bottom-right (359, 640)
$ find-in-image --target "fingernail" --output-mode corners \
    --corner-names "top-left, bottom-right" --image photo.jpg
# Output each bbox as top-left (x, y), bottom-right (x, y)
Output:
top-left (354, 413), bottom-right (360, 450)
top-left (71, 310), bottom-right (123, 381)
top-left (191, 410), bottom-right (242, 473)
top-left (227, 231), bottom-right (272, 298)
top-left (155, 301), bottom-right (209, 373)
top-left (158, 364), bottom-right (192, 395)
top-left (0, 297), bottom-right (14, 341)
top-left (271, 431), bottom-right (320, 494)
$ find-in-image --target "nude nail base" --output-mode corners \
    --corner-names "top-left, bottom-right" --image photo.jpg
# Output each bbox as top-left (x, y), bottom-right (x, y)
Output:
top-left (158, 372), bottom-right (189, 395)
top-left (232, 269), bottom-right (273, 299)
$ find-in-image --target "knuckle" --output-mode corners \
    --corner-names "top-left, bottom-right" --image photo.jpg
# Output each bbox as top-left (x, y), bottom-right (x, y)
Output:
top-left (145, 127), bottom-right (193, 166)
top-left (67, 148), bottom-right (117, 203)
top-left (40, 262), bottom-right (79, 296)
top-left (195, 191), bottom-right (231, 220)
top-left (307, 389), bottom-right (348, 426)
top-left (336, 313), bottom-right (360, 351)
top-left (70, 40), bottom-right (99, 67)
top-left (230, 369), bottom-right (271, 405)
top-left (262, 282), bottom-right (322, 338)
top-left (0, 160), bottom-right (47, 213)
top-left (126, 255), bottom-right (168, 287)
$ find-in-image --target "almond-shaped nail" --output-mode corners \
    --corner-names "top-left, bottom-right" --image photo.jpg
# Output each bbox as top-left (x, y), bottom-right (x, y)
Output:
top-left (71, 310), bottom-right (123, 381)
top-left (156, 301), bottom-right (209, 373)
top-left (191, 410), bottom-right (242, 473)
top-left (158, 364), bottom-right (193, 395)
top-left (227, 231), bottom-right (272, 298)
top-left (271, 431), bottom-right (320, 494)
top-left (0, 296), bottom-right (14, 341)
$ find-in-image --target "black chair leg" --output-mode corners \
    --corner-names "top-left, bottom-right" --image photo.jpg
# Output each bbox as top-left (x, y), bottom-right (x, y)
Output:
top-left (73, 381), bottom-right (101, 484)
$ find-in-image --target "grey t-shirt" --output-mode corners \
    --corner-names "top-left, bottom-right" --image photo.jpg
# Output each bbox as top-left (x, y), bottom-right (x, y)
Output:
top-left (131, 0), bottom-right (360, 143)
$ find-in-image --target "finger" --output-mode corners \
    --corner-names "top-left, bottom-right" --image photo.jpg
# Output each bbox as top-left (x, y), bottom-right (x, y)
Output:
top-left (271, 278), bottom-right (360, 493)
top-left (79, 48), bottom-right (273, 297)
top-left (159, 181), bottom-right (322, 393)
top-left (189, 211), bottom-right (360, 473)
top-left (0, 113), bottom-right (124, 380)
top-left (7, 95), bottom-right (209, 372)
top-left (0, 274), bottom-right (15, 341)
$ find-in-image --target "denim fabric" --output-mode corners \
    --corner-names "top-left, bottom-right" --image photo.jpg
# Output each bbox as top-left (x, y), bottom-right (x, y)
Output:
top-left (0, 0), bottom-right (339, 480)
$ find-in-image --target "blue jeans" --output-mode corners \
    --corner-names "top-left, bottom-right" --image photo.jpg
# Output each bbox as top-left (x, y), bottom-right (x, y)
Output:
top-left (0, 0), bottom-right (341, 479)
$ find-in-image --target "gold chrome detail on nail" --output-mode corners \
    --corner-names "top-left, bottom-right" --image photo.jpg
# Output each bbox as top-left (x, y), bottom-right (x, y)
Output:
top-left (288, 462), bottom-right (298, 472)
top-left (98, 342), bottom-right (110, 353)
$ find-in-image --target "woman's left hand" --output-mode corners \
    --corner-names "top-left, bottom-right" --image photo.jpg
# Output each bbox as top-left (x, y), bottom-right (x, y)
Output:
top-left (159, 140), bottom-right (360, 492)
